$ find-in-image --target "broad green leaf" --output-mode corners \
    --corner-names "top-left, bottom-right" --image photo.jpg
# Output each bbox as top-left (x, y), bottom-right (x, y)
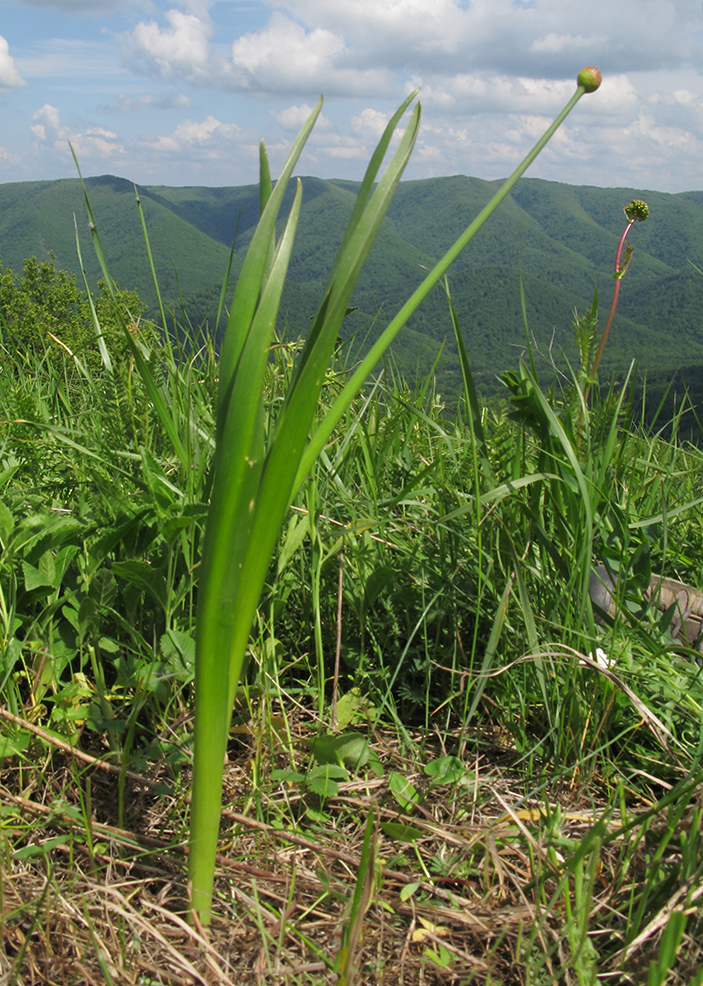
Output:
top-left (309, 732), bottom-right (372, 769)
top-left (0, 498), bottom-right (13, 542)
top-left (161, 506), bottom-right (208, 544)
top-left (335, 689), bottom-right (376, 730)
top-left (389, 773), bottom-right (420, 811)
top-left (112, 560), bottom-right (168, 612)
top-left (307, 763), bottom-right (348, 798)
top-left (22, 554), bottom-right (56, 592)
top-left (381, 822), bottom-right (424, 843)
top-left (399, 882), bottom-right (422, 901)
top-left (270, 768), bottom-right (306, 785)
top-left (161, 629), bottom-right (195, 678)
top-left (89, 569), bottom-right (118, 609)
top-left (77, 597), bottom-right (97, 640)
top-left (424, 946), bottom-right (452, 969)
top-left (424, 756), bottom-right (464, 785)
top-left (0, 730), bottom-right (31, 759)
top-left (13, 835), bottom-right (70, 860)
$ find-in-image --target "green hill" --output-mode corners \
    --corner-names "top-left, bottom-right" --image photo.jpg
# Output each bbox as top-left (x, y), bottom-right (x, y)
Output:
top-left (2, 172), bottom-right (703, 399)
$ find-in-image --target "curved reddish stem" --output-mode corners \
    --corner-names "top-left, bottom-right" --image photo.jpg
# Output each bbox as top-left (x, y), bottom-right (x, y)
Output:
top-left (588, 218), bottom-right (636, 385)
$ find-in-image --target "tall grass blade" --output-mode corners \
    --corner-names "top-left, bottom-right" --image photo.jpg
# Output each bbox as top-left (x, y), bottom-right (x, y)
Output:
top-left (133, 182), bottom-right (169, 332)
top-left (69, 145), bottom-right (188, 466)
top-left (73, 215), bottom-right (113, 373)
top-left (443, 277), bottom-right (492, 479)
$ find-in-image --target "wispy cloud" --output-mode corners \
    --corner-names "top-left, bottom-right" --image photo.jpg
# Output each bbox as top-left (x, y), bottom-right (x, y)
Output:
top-left (100, 92), bottom-right (194, 112)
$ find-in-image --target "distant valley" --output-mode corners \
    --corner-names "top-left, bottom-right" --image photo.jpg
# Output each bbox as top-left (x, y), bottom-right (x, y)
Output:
top-left (2, 172), bottom-right (703, 403)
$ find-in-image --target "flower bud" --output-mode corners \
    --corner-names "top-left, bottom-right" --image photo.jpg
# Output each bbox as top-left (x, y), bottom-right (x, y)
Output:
top-left (624, 199), bottom-right (649, 223)
top-left (577, 66), bottom-right (602, 93)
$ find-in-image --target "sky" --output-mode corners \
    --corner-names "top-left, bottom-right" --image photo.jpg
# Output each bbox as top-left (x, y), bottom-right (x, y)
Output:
top-left (1, 0), bottom-right (702, 193)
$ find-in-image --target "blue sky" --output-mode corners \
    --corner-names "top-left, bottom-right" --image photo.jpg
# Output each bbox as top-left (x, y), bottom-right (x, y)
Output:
top-left (1, 0), bottom-right (702, 191)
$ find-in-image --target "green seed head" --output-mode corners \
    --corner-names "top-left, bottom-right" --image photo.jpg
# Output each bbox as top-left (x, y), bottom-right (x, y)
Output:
top-left (577, 66), bottom-right (602, 93)
top-left (624, 199), bottom-right (650, 223)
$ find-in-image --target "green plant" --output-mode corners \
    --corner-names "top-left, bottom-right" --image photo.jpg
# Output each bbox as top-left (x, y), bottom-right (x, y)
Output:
top-left (585, 198), bottom-right (650, 392)
top-left (185, 70), bottom-right (603, 924)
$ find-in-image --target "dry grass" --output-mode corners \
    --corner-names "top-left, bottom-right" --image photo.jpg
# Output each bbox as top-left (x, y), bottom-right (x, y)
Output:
top-left (3, 700), bottom-right (702, 986)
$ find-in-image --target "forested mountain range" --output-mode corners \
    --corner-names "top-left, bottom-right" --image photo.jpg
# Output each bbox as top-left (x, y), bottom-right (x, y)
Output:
top-left (2, 172), bottom-right (703, 401)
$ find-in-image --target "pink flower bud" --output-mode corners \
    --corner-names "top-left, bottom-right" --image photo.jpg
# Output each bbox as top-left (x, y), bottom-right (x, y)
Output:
top-left (577, 66), bottom-right (602, 93)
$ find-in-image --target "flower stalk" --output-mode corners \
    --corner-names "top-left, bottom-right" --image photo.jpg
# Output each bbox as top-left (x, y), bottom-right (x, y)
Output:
top-left (588, 199), bottom-right (649, 387)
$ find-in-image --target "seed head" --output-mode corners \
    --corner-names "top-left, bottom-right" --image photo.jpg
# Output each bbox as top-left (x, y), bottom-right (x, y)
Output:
top-left (577, 66), bottom-right (602, 93)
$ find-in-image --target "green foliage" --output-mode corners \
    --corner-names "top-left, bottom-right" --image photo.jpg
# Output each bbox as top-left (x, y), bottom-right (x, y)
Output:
top-left (4, 80), bottom-right (703, 979)
top-left (0, 254), bottom-right (148, 368)
top-left (573, 287), bottom-right (599, 383)
top-left (3, 238), bottom-right (703, 975)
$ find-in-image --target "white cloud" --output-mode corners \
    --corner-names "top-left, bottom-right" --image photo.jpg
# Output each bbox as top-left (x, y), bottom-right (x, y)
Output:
top-left (672, 90), bottom-right (701, 109)
top-left (271, 102), bottom-right (331, 131)
top-left (229, 11), bottom-right (391, 93)
top-left (408, 73), bottom-right (575, 115)
top-left (0, 36), bottom-right (27, 90)
top-left (31, 103), bottom-right (126, 160)
top-left (143, 114), bottom-right (243, 153)
top-left (121, 8), bottom-right (392, 95)
top-left (531, 33), bottom-right (606, 55)
top-left (269, 0), bottom-right (698, 76)
top-left (122, 8), bottom-right (215, 80)
top-left (116, 0), bottom-right (703, 118)
top-left (32, 103), bottom-right (61, 133)
top-left (232, 13), bottom-right (343, 79)
top-left (101, 92), bottom-right (194, 112)
top-left (0, 146), bottom-right (22, 165)
top-left (351, 108), bottom-right (390, 140)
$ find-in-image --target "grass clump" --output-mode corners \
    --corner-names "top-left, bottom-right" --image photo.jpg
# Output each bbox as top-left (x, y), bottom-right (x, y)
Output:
top-left (3, 71), bottom-right (703, 984)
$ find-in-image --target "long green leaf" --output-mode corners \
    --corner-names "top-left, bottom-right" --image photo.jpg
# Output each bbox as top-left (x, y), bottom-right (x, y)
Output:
top-left (189, 180), bottom-right (304, 918)
top-left (216, 99), bottom-right (322, 432)
top-left (69, 145), bottom-right (188, 466)
top-left (295, 83), bottom-right (590, 486)
top-left (215, 106), bottom-right (422, 684)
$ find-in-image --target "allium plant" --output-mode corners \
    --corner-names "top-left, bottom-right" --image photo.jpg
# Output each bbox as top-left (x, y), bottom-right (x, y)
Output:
top-left (178, 68), bottom-right (603, 925)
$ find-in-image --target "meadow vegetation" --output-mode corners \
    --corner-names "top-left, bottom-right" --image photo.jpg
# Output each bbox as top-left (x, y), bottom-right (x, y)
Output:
top-left (2, 78), bottom-right (703, 984)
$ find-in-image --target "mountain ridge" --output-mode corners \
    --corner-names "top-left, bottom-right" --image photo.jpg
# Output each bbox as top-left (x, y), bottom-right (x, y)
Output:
top-left (1, 172), bottom-right (703, 397)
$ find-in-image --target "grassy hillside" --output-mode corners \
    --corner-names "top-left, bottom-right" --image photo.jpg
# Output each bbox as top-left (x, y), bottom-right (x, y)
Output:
top-left (2, 172), bottom-right (703, 398)
top-left (4, 120), bottom-right (703, 981)
top-left (4, 284), bottom-right (703, 981)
